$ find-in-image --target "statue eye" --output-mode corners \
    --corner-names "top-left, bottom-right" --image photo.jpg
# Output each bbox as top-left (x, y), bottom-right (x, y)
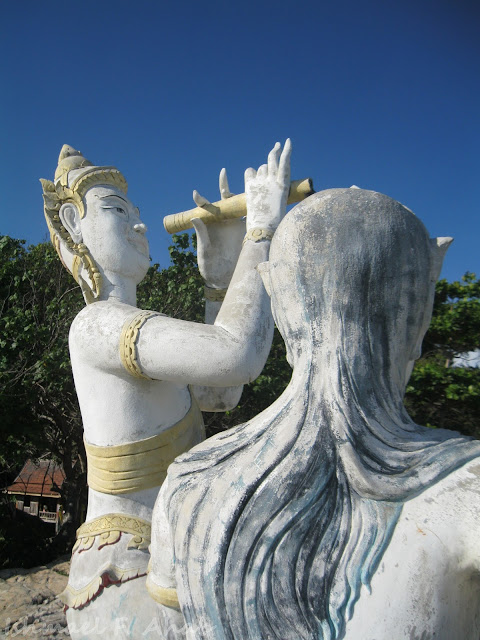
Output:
top-left (101, 203), bottom-right (128, 217)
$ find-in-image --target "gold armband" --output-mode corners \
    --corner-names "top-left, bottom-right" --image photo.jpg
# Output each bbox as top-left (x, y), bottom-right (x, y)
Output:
top-left (204, 284), bottom-right (228, 302)
top-left (119, 310), bottom-right (160, 380)
top-left (243, 228), bottom-right (275, 245)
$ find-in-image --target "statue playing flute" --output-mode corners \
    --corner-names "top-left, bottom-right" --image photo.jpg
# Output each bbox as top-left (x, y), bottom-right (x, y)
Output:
top-left (41, 139), bottom-right (293, 639)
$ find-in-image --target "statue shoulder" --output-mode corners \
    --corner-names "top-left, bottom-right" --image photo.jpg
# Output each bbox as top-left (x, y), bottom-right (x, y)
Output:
top-left (405, 456), bottom-right (480, 565)
top-left (436, 457), bottom-right (480, 505)
top-left (70, 300), bottom-right (140, 339)
top-left (69, 301), bottom-right (145, 369)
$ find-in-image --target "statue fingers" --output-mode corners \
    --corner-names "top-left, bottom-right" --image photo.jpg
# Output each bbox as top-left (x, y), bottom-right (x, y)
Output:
top-left (193, 190), bottom-right (211, 208)
top-left (257, 164), bottom-right (268, 178)
top-left (267, 142), bottom-right (281, 176)
top-left (191, 218), bottom-right (211, 254)
top-left (244, 167), bottom-right (257, 183)
top-left (277, 138), bottom-right (292, 187)
top-left (219, 168), bottom-right (234, 200)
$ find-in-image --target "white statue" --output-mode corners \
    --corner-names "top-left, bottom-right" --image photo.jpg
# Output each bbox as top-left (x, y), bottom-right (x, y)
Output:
top-left (41, 140), bottom-right (292, 638)
top-left (150, 188), bottom-right (480, 639)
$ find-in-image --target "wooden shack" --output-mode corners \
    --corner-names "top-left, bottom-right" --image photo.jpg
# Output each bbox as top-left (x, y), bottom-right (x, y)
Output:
top-left (6, 458), bottom-right (65, 529)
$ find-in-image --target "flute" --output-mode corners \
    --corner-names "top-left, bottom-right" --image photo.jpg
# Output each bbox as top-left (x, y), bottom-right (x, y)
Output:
top-left (163, 178), bottom-right (315, 234)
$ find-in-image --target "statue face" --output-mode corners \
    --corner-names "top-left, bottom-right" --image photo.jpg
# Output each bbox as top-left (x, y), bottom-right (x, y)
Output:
top-left (80, 185), bottom-right (150, 283)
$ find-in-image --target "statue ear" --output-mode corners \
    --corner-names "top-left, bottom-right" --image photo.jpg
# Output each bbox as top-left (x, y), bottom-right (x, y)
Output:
top-left (430, 236), bottom-right (453, 282)
top-left (59, 203), bottom-right (83, 244)
top-left (256, 261), bottom-right (271, 296)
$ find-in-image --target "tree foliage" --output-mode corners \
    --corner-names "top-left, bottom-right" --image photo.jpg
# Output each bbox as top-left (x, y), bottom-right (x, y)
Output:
top-left (0, 235), bottom-right (86, 554)
top-left (404, 273), bottom-right (480, 438)
top-left (137, 233), bottom-right (204, 322)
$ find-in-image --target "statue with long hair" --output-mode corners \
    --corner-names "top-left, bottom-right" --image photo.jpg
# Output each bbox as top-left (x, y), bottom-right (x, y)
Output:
top-left (150, 188), bottom-right (480, 639)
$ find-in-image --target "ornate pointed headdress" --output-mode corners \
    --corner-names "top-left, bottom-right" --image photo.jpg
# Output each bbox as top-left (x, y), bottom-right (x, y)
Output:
top-left (40, 145), bottom-right (128, 304)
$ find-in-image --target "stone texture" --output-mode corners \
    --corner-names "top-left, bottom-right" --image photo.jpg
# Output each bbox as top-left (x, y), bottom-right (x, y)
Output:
top-left (0, 557), bottom-right (70, 638)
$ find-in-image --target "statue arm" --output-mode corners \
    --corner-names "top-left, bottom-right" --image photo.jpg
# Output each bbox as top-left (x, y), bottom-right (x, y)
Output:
top-left (135, 237), bottom-right (274, 387)
top-left (70, 241), bottom-right (272, 390)
top-left (190, 302), bottom-right (245, 412)
top-left (71, 142), bottom-right (290, 391)
top-left (190, 170), bottom-right (246, 411)
top-left (136, 141), bottom-right (291, 388)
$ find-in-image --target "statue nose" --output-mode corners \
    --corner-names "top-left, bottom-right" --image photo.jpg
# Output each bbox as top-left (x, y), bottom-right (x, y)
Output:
top-left (134, 222), bottom-right (147, 234)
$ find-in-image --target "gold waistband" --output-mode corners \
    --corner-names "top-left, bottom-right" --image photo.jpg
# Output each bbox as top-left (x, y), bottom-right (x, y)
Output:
top-left (85, 394), bottom-right (204, 495)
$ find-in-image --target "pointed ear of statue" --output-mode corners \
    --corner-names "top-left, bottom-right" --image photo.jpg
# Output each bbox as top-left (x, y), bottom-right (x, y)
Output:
top-left (256, 261), bottom-right (271, 296)
top-left (430, 236), bottom-right (453, 282)
top-left (59, 203), bottom-right (83, 244)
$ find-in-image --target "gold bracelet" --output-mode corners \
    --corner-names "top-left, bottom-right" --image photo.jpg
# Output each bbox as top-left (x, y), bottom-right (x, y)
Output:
top-left (204, 284), bottom-right (228, 302)
top-left (243, 227), bottom-right (275, 245)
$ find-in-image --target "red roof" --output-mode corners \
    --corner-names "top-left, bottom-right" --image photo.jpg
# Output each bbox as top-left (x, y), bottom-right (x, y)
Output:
top-left (6, 459), bottom-right (65, 498)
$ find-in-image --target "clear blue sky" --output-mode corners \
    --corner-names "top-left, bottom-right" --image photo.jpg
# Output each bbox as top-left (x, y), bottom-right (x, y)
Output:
top-left (1, 0), bottom-right (478, 282)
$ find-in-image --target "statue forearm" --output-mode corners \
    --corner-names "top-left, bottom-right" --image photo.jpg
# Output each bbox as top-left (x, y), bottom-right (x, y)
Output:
top-left (192, 297), bottom-right (245, 412)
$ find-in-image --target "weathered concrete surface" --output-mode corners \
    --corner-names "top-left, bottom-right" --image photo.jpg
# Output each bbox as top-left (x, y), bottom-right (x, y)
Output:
top-left (0, 557), bottom-right (70, 638)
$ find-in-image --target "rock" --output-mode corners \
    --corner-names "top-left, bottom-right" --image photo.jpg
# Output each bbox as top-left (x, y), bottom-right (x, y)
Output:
top-left (0, 556), bottom-right (70, 638)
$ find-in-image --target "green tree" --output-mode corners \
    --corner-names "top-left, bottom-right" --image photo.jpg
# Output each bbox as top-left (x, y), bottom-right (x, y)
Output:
top-left (137, 233), bottom-right (204, 322)
top-left (0, 236), bottom-right (87, 560)
top-left (405, 273), bottom-right (480, 438)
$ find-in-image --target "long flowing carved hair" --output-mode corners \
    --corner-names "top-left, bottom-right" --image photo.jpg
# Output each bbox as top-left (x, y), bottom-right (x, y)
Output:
top-left (165, 189), bottom-right (480, 640)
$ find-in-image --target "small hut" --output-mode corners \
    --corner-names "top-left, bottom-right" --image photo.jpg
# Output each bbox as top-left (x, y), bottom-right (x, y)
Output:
top-left (6, 458), bottom-right (65, 528)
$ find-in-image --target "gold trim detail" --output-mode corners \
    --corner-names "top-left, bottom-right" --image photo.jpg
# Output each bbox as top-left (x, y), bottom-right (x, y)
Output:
top-left (146, 574), bottom-right (180, 611)
top-left (60, 566), bottom-right (146, 610)
top-left (72, 254), bottom-right (81, 284)
top-left (68, 168), bottom-right (127, 215)
top-left (204, 285), bottom-right (227, 302)
top-left (84, 394), bottom-right (205, 495)
top-left (73, 513), bottom-right (151, 553)
top-left (40, 145), bottom-right (128, 304)
top-left (41, 179), bottom-right (103, 304)
top-left (119, 310), bottom-right (159, 380)
top-left (243, 227), bottom-right (275, 245)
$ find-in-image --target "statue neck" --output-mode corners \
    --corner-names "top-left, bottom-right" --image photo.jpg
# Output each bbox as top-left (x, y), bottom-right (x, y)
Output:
top-left (98, 270), bottom-right (138, 306)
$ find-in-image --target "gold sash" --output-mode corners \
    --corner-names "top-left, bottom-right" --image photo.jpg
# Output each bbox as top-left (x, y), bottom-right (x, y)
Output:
top-left (85, 395), bottom-right (204, 495)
